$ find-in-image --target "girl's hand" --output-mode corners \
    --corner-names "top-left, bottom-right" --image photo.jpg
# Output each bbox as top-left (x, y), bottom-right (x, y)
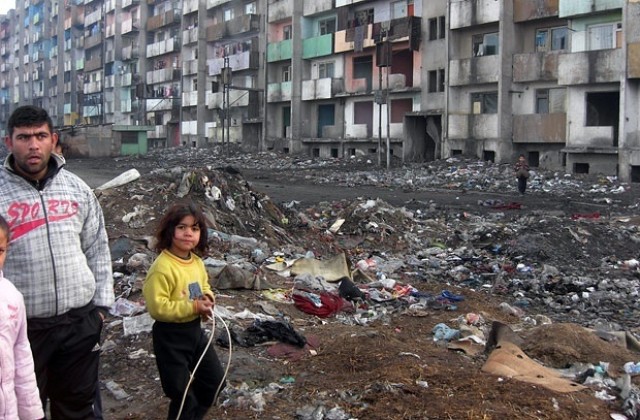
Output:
top-left (195, 297), bottom-right (214, 317)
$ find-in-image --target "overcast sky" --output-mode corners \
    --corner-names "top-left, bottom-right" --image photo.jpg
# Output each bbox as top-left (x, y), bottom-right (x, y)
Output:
top-left (0, 1), bottom-right (15, 15)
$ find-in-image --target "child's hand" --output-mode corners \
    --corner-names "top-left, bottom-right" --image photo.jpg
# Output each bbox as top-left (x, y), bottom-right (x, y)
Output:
top-left (195, 297), bottom-right (214, 318)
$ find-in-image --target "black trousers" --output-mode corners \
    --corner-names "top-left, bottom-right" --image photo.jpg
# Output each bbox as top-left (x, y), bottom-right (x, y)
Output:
top-left (517, 176), bottom-right (527, 194)
top-left (28, 303), bottom-right (103, 420)
top-left (153, 318), bottom-right (226, 420)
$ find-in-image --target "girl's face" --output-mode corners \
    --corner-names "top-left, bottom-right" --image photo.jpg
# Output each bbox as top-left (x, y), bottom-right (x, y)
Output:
top-left (169, 215), bottom-right (200, 258)
top-left (0, 229), bottom-right (7, 269)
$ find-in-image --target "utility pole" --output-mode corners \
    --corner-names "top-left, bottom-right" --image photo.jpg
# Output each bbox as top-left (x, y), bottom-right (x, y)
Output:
top-left (385, 34), bottom-right (391, 170)
top-left (222, 55), bottom-right (232, 156)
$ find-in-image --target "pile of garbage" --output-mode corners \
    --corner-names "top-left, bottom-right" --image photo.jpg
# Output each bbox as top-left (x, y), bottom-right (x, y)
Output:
top-left (91, 149), bottom-right (640, 417)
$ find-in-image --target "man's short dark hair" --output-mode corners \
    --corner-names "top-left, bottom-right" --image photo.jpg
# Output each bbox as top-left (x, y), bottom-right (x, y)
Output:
top-left (7, 106), bottom-right (54, 137)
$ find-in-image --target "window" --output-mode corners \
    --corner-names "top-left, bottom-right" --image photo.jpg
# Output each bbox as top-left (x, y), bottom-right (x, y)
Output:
top-left (473, 32), bottom-right (499, 57)
top-left (471, 92), bottom-right (498, 114)
top-left (245, 2), bottom-right (256, 15)
top-left (223, 8), bottom-right (234, 22)
top-left (283, 25), bottom-right (292, 40)
top-left (587, 22), bottom-right (621, 51)
top-left (428, 15), bottom-right (446, 41)
top-left (353, 8), bottom-right (374, 27)
top-left (282, 65), bottom-right (291, 82)
top-left (318, 61), bottom-right (335, 79)
top-left (319, 17), bottom-right (336, 36)
top-left (391, 98), bottom-right (412, 123)
top-left (192, 79), bottom-right (197, 91)
top-left (536, 88), bottom-right (565, 114)
top-left (427, 69), bottom-right (445, 93)
top-left (391, 1), bottom-right (407, 19)
top-left (536, 27), bottom-right (568, 52)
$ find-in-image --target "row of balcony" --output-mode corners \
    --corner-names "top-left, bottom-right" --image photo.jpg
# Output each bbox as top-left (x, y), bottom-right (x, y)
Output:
top-left (147, 38), bottom-right (180, 58)
top-left (450, 47), bottom-right (628, 86)
top-left (206, 14), bottom-right (259, 42)
top-left (147, 9), bottom-right (181, 32)
top-left (453, 0), bottom-right (623, 28)
top-left (267, 17), bottom-right (419, 63)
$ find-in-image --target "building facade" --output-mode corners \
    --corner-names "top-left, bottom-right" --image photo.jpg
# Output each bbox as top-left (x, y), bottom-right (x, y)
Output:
top-left (1, 0), bottom-right (640, 182)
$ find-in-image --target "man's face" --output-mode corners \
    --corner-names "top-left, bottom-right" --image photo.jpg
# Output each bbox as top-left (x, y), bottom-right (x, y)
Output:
top-left (5, 123), bottom-right (58, 181)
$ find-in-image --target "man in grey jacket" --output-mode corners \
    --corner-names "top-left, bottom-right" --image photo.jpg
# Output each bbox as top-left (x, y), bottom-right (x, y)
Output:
top-left (0, 105), bottom-right (115, 419)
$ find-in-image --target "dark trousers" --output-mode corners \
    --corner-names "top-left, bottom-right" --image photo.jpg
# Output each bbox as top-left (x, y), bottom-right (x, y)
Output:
top-left (153, 318), bottom-right (226, 420)
top-left (28, 304), bottom-right (103, 420)
top-left (517, 176), bottom-right (527, 194)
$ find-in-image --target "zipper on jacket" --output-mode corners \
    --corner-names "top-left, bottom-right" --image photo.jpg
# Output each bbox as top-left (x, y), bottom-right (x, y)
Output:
top-left (39, 190), bottom-right (60, 316)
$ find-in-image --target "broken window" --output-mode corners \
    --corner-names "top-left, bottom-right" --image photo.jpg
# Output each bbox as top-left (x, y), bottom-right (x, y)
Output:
top-left (352, 8), bottom-right (374, 27)
top-left (318, 17), bottom-right (336, 36)
top-left (318, 61), bottom-right (335, 79)
top-left (281, 65), bottom-right (291, 82)
top-left (473, 32), bottom-right (499, 57)
top-left (245, 2), bottom-right (256, 15)
top-left (391, 98), bottom-right (412, 123)
top-left (535, 27), bottom-right (568, 52)
top-left (428, 16), bottom-right (446, 41)
top-left (283, 25), bottom-right (292, 40)
top-left (223, 8), bottom-right (234, 22)
top-left (471, 92), bottom-right (498, 114)
top-left (536, 88), bottom-right (565, 114)
top-left (428, 69), bottom-right (445, 93)
top-left (586, 91), bottom-right (619, 146)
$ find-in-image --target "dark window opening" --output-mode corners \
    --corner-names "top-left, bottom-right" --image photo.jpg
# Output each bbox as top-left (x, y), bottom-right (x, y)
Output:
top-left (331, 148), bottom-right (339, 158)
top-left (574, 163), bottom-right (589, 174)
top-left (483, 150), bottom-right (495, 162)
top-left (368, 148), bottom-right (377, 154)
top-left (428, 18), bottom-right (437, 41)
top-left (283, 147), bottom-right (290, 154)
top-left (348, 148), bottom-right (356, 156)
top-left (312, 148), bottom-right (320, 157)
top-left (391, 98), bottom-right (411, 123)
top-left (473, 32), bottom-right (499, 57)
top-left (528, 151), bottom-right (540, 167)
top-left (428, 16), bottom-right (446, 41)
top-left (471, 92), bottom-right (498, 114)
top-left (586, 91), bottom-right (619, 146)
top-left (428, 70), bottom-right (437, 93)
top-left (452, 149), bottom-right (462, 156)
top-left (631, 165), bottom-right (640, 183)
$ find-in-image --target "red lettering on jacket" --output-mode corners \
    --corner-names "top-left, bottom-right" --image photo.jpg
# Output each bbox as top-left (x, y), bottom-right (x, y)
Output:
top-left (7, 199), bottom-right (79, 240)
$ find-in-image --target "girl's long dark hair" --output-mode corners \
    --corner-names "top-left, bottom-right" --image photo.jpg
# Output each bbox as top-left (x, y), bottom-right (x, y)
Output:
top-left (155, 202), bottom-right (208, 255)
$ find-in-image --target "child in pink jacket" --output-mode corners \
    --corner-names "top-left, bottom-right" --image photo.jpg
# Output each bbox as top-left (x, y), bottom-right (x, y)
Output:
top-left (0, 215), bottom-right (44, 420)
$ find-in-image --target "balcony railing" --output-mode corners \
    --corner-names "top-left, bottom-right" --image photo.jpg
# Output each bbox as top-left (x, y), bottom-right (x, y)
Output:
top-left (183, 0), bottom-right (198, 14)
top-left (513, 113), bottom-right (566, 143)
top-left (450, 0), bottom-right (500, 29)
top-left (267, 39), bottom-right (292, 62)
top-left (268, 0), bottom-right (292, 22)
top-left (147, 9), bottom-right (181, 32)
top-left (302, 78), bottom-right (344, 101)
top-left (303, 33), bottom-right (333, 59)
top-left (206, 0), bottom-right (232, 9)
top-left (513, 51), bottom-right (560, 82)
top-left (449, 55), bottom-right (500, 86)
top-left (146, 67), bottom-right (181, 84)
top-left (514, 0), bottom-right (559, 22)
top-left (267, 81), bottom-right (292, 103)
top-left (206, 14), bottom-right (260, 41)
top-left (208, 50), bottom-right (259, 76)
top-left (146, 37), bottom-right (180, 57)
top-left (303, 0), bottom-right (333, 16)
top-left (557, 48), bottom-right (623, 85)
top-left (84, 33), bottom-right (102, 49)
top-left (84, 55), bottom-right (102, 71)
top-left (448, 114), bottom-right (499, 140)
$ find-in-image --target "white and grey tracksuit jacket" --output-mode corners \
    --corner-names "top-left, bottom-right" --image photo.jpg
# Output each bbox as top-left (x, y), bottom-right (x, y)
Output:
top-left (0, 154), bottom-right (114, 319)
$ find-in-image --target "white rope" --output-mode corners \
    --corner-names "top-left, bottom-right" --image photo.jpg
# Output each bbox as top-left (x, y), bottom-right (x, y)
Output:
top-left (176, 308), bottom-right (233, 419)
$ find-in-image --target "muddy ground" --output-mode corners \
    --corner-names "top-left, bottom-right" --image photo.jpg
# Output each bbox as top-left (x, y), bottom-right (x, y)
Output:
top-left (63, 152), bottom-right (640, 420)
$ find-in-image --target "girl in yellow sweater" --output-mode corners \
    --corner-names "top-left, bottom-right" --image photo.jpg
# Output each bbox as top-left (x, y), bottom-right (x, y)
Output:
top-left (143, 203), bottom-right (225, 420)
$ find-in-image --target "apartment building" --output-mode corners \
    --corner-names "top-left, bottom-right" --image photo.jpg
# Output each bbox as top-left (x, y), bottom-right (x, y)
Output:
top-left (1, 0), bottom-right (640, 182)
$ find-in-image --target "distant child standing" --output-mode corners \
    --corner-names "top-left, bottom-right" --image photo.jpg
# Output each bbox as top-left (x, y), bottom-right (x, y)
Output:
top-left (514, 154), bottom-right (530, 195)
top-left (143, 203), bottom-right (226, 420)
top-left (0, 215), bottom-right (45, 420)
